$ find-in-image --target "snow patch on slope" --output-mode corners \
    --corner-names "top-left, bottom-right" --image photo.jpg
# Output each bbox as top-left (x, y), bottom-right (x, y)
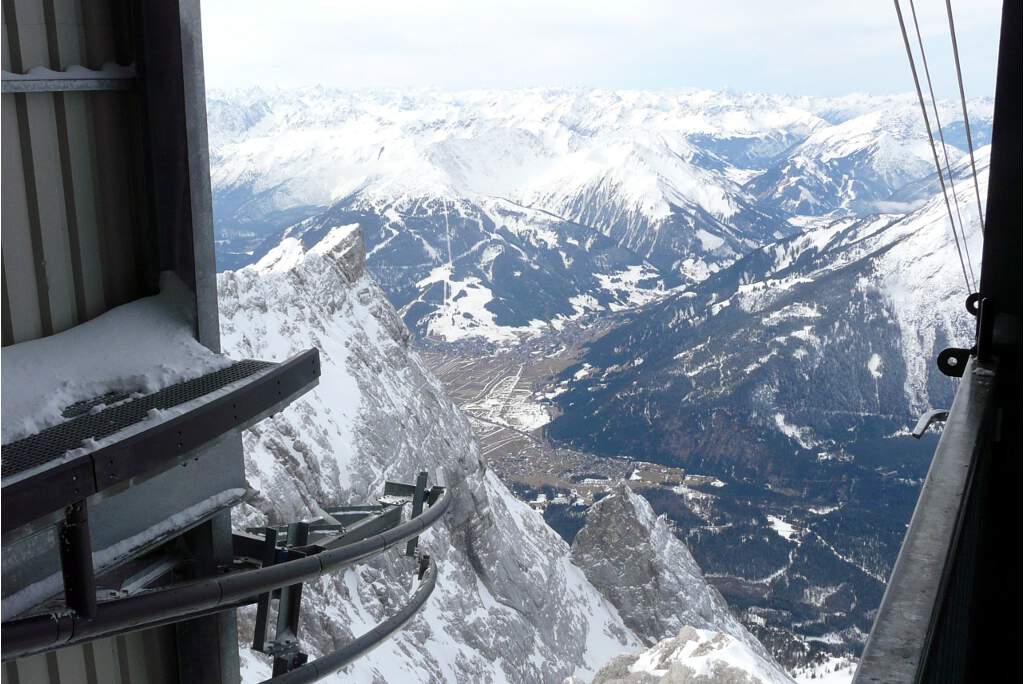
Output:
top-left (590, 625), bottom-right (794, 684)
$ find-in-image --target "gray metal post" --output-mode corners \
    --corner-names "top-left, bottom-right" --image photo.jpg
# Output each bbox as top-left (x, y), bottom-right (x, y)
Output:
top-left (58, 500), bottom-right (97, 618)
top-left (272, 522), bottom-right (309, 675)
top-left (251, 527), bottom-right (278, 651)
top-left (405, 472), bottom-right (428, 557)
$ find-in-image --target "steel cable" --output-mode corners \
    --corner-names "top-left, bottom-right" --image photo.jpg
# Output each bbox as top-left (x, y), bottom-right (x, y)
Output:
top-left (893, 0), bottom-right (974, 294)
top-left (908, 0), bottom-right (977, 289)
top-left (945, 0), bottom-right (986, 232)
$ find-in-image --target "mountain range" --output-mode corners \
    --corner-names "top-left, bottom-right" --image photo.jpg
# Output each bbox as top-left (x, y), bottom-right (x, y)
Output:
top-left (207, 88), bottom-right (990, 344)
top-left (208, 87), bottom-right (992, 680)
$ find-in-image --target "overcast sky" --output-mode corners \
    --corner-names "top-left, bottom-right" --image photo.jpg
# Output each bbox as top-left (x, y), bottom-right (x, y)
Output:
top-left (201, 1), bottom-right (1002, 98)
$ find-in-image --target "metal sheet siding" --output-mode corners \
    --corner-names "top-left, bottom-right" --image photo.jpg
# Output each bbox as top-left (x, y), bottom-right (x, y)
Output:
top-left (1, 0), bottom-right (152, 347)
top-left (2, 629), bottom-right (179, 683)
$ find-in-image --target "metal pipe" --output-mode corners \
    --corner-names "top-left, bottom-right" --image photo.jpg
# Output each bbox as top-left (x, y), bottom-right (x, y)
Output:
top-left (1, 489), bottom-right (449, 661)
top-left (260, 556), bottom-right (438, 684)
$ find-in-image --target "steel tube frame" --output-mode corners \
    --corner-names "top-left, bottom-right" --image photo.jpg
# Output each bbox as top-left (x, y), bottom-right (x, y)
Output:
top-left (1, 488), bottom-right (449, 661)
top-left (259, 557), bottom-right (438, 684)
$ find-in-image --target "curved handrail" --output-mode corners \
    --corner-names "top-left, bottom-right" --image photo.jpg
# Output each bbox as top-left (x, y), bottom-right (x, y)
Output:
top-left (261, 556), bottom-right (438, 683)
top-left (1, 489), bottom-right (450, 661)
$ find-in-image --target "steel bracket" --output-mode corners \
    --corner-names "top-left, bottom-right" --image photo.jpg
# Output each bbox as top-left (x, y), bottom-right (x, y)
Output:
top-left (937, 347), bottom-right (973, 377)
top-left (911, 409), bottom-right (949, 438)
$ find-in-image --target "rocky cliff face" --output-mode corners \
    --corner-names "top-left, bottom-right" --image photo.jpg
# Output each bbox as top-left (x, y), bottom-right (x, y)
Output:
top-left (218, 226), bottom-right (640, 683)
top-left (571, 483), bottom-right (789, 681)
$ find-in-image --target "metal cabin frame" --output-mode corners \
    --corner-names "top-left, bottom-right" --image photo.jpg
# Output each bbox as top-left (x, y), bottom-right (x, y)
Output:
top-left (854, 2), bottom-right (1021, 682)
top-left (2, 2), bottom-right (448, 682)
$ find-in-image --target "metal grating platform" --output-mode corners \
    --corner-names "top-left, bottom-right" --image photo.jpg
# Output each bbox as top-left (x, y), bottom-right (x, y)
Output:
top-left (1, 360), bottom-right (274, 479)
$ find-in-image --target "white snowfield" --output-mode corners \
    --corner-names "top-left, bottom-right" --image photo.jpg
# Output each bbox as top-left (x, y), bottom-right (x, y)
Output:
top-left (208, 88), bottom-right (989, 223)
top-left (208, 88), bottom-right (797, 213)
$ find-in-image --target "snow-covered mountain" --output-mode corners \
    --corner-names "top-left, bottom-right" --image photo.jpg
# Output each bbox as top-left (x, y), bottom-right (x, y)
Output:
top-left (746, 97), bottom-right (991, 215)
top-left (217, 224), bottom-right (782, 682)
top-left (253, 196), bottom-right (668, 344)
top-left (208, 88), bottom-right (991, 344)
top-left (547, 150), bottom-right (988, 669)
top-left (207, 86), bottom-right (994, 678)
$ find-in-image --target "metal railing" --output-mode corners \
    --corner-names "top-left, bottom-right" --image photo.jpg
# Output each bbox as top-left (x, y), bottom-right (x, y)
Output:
top-left (261, 555), bottom-right (438, 684)
top-left (853, 359), bottom-right (994, 682)
top-left (1, 487), bottom-right (449, 662)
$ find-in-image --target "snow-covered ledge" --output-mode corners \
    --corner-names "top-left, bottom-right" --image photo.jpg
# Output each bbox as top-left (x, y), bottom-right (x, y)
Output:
top-left (1, 272), bottom-right (231, 445)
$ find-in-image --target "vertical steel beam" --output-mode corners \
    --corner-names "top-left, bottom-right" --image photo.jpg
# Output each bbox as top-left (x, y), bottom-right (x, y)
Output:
top-left (251, 527), bottom-right (278, 651)
top-left (272, 522), bottom-right (309, 675)
top-left (58, 499), bottom-right (97, 618)
top-left (405, 471), bottom-right (428, 557)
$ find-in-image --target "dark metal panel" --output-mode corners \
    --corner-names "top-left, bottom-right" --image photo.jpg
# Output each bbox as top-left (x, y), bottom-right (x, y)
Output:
top-left (80, 0), bottom-right (117, 69)
top-left (60, 91), bottom-right (107, 321)
top-left (87, 637), bottom-right (122, 684)
top-left (10, 0), bottom-right (44, 65)
top-left (978, 0), bottom-right (1021, 324)
top-left (91, 90), bottom-right (146, 308)
top-left (49, 0), bottom-right (85, 69)
top-left (52, 639), bottom-right (88, 683)
top-left (1, 2), bottom-right (11, 71)
top-left (0, 94), bottom-right (44, 343)
top-left (175, 512), bottom-right (239, 684)
top-left (2, 0), bottom-right (153, 344)
top-left (177, 0), bottom-right (219, 352)
top-left (7, 654), bottom-right (46, 683)
top-left (134, 0), bottom-right (219, 351)
top-left (22, 90), bottom-right (78, 333)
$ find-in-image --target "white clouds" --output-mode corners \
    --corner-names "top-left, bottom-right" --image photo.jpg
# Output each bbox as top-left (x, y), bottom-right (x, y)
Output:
top-left (201, 0), bottom-right (1000, 96)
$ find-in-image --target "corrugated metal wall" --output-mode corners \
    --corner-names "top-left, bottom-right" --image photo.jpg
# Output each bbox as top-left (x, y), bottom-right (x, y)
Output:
top-left (1, 0), bottom-right (156, 347)
top-left (1, 628), bottom-right (180, 684)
